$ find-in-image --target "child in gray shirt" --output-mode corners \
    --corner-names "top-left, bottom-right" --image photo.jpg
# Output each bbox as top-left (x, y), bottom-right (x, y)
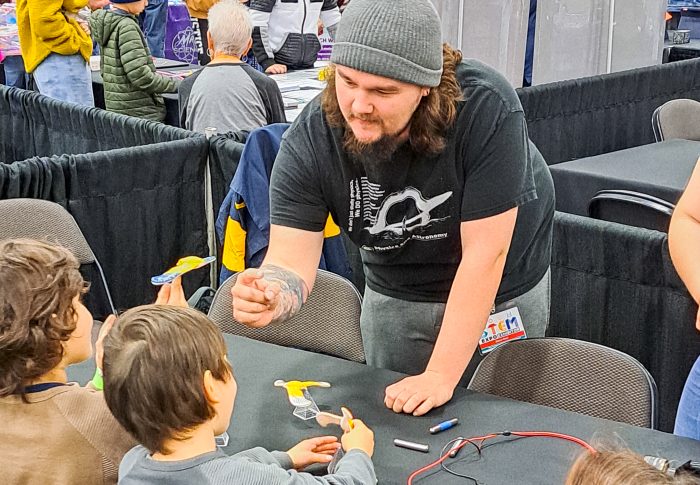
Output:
top-left (102, 305), bottom-right (376, 485)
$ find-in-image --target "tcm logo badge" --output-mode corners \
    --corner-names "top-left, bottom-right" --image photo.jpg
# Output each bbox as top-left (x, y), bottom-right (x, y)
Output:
top-left (478, 307), bottom-right (527, 355)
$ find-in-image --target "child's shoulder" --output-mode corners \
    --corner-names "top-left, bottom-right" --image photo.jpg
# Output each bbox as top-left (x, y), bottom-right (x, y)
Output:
top-left (119, 447), bottom-right (278, 482)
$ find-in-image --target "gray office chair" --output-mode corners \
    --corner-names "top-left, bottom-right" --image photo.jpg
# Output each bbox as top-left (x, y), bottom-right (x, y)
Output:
top-left (0, 198), bottom-right (117, 315)
top-left (588, 189), bottom-right (675, 232)
top-left (652, 99), bottom-right (700, 142)
top-left (468, 337), bottom-right (658, 429)
top-left (208, 269), bottom-right (365, 363)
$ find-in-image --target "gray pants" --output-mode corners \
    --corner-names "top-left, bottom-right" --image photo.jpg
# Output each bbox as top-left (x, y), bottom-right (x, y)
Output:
top-left (360, 268), bottom-right (551, 385)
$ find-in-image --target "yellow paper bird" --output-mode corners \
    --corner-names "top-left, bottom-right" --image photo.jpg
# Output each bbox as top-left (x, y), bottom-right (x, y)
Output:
top-left (274, 380), bottom-right (330, 407)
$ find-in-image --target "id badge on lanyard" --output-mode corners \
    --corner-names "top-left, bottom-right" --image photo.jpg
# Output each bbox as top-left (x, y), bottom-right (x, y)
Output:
top-left (478, 306), bottom-right (527, 355)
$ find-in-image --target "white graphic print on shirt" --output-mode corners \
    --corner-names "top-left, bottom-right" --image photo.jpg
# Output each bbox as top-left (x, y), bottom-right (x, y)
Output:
top-left (349, 177), bottom-right (452, 252)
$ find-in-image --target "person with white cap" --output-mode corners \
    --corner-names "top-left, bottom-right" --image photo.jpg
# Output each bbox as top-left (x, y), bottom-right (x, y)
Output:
top-left (231, 0), bottom-right (555, 416)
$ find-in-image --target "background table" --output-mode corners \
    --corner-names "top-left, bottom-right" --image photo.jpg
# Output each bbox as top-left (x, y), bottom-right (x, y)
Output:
top-left (550, 139), bottom-right (700, 217)
top-left (90, 63), bottom-right (194, 127)
top-left (68, 334), bottom-right (700, 485)
top-left (91, 64), bottom-right (324, 127)
top-left (663, 39), bottom-right (700, 62)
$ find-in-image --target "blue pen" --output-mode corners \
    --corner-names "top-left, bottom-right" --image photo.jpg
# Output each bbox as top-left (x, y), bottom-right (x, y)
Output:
top-left (429, 418), bottom-right (459, 434)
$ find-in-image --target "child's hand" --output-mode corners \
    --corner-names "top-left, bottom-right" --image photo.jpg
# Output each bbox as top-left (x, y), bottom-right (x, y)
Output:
top-left (341, 419), bottom-right (374, 457)
top-left (155, 276), bottom-right (188, 308)
top-left (77, 19), bottom-right (90, 35)
top-left (95, 314), bottom-right (116, 372)
top-left (287, 436), bottom-right (341, 470)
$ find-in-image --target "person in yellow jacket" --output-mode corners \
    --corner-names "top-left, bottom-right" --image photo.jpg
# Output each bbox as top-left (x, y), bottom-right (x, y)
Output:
top-left (15, 0), bottom-right (108, 106)
top-left (186, 0), bottom-right (249, 65)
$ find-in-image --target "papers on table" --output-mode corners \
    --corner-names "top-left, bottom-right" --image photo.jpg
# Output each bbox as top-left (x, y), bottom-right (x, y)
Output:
top-left (270, 65), bottom-right (327, 122)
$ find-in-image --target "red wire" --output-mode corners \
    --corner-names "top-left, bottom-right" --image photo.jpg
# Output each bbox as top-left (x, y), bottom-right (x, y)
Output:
top-left (509, 431), bottom-right (597, 454)
top-left (406, 430), bottom-right (596, 485)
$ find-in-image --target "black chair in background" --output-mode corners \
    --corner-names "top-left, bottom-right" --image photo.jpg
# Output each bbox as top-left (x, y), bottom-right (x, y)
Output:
top-left (468, 337), bottom-right (658, 429)
top-left (0, 198), bottom-right (117, 316)
top-left (652, 98), bottom-right (700, 142)
top-left (208, 269), bottom-right (365, 363)
top-left (588, 190), bottom-right (675, 232)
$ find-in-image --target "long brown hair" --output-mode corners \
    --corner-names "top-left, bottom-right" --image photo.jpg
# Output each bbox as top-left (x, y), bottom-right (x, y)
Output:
top-left (322, 43), bottom-right (464, 157)
top-left (0, 239), bottom-right (85, 398)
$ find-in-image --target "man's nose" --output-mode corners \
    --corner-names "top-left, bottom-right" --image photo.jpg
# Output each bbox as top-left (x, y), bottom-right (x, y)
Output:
top-left (351, 91), bottom-right (373, 115)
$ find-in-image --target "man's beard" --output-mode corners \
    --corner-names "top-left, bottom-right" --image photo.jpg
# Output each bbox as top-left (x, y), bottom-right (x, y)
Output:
top-left (342, 119), bottom-right (407, 164)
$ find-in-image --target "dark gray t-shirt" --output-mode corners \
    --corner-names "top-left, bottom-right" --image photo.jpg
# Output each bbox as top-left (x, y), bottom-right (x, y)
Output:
top-left (118, 445), bottom-right (376, 485)
top-left (178, 62), bottom-right (287, 134)
top-left (270, 59), bottom-right (554, 304)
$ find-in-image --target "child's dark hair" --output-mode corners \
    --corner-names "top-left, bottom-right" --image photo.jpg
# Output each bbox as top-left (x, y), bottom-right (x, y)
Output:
top-left (0, 239), bottom-right (86, 398)
top-left (102, 305), bottom-right (232, 454)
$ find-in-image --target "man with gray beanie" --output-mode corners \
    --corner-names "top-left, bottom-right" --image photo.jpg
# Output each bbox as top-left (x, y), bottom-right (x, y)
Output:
top-left (231, 0), bottom-right (555, 416)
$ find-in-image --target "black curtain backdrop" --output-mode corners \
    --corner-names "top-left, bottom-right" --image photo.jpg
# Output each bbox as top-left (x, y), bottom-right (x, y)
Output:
top-left (0, 85), bottom-right (197, 164)
top-left (0, 138), bottom-right (210, 316)
top-left (518, 58), bottom-right (700, 165)
top-left (548, 212), bottom-right (700, 432)
top-left (209, 131), bottom-right (247, 218)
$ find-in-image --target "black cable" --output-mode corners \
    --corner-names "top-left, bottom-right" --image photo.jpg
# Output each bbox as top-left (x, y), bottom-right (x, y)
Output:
top-left (439, 437), bottom-right (484, 484)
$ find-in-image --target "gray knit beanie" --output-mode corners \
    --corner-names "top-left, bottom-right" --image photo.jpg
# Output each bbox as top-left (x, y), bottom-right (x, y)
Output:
top-left (331, 0), bottom-right (443, 87)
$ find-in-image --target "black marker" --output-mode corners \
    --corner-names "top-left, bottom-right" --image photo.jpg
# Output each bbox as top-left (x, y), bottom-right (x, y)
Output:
top-left (394, 438), bottom-right (430, 453)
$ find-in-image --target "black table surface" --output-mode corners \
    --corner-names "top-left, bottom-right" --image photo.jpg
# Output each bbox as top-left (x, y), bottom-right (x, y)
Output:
top-left (549, 139), bottom-right (700, 216)
top-left (68, 334), bottom-right (700, 485)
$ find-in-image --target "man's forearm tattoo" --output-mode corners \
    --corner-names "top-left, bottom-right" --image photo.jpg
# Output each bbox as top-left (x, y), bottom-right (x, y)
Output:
top-left (259, 265), bottom-right (309, 323)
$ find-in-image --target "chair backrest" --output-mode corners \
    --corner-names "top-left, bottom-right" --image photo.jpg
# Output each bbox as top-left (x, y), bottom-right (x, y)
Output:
top-left (652, 99), bottom-right (700, 142)
top-left (588, 189), bottom-right (675, 232)
top-left (208, 269), bottom-right (365, 363)
top-left (468, 337), bottom-right (658, 429)
top-left (0, 198), bottom-right (116, 314)
top-left (666, 46), bottom-right (700, 64)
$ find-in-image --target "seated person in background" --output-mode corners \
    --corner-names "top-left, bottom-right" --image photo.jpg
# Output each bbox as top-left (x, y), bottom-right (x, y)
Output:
top-left (179, 0), bottom-right (286, 134)
top-left (90, 0), bottom-right (180, 121)
top-left (669, 157), bottom-right (700, 441)
top-left (103, 305), bottom-right (376, 484)
top-left (0, 239), bottom-right (135, 485)
top-left (566, 450), bottom-right (700, 485)
top-left (249, 0), bottom-right (341, 74)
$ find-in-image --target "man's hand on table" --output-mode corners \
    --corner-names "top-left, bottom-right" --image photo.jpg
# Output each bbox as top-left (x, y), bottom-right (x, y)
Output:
top-left (266, 64), bottom-right (288, 74)
top-left (384, 370), bottom-right (455, 416)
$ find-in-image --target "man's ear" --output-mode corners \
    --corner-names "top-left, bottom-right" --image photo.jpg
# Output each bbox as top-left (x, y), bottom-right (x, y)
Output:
top-left (207, 31), bottom-right (214, 53)
top-left (421, 87), bottom-right (431, 97)
top-left (203, 370), bottom-right (220, 404)
top-left (243, 38), bottom-right (253, 57)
